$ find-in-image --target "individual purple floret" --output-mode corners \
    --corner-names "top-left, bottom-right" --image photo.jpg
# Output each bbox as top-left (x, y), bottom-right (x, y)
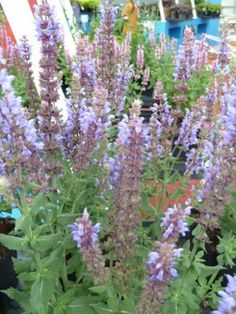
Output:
top-left (161, 205), bottom-right (191, 242)
top-left (69, 208), bottom-right (109, 284)
top-left (212, 275), bottom-right (236, 314)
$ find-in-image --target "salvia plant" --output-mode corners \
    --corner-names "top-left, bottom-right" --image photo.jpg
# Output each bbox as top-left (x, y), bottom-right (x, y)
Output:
top-left (0, 1), bottom-right (235, 314)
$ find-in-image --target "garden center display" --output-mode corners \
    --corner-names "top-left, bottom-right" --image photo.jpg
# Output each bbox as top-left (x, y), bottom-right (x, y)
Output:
top-left (0, 0), bottom-right (235, 313)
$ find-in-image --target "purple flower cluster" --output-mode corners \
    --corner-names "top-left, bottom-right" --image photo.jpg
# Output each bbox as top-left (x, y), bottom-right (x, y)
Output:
top-left (213, 275), bottom-right (236, 314)
top-left (69, 208), bottom-right (100, 249)
top-left (174, 46), bottom-right (191, 82)
top-left (175, 107), bottom-right (205, 149)
top-left (149, 100), bottom-right (174, 159)
top-left (217, 37), bottom-right (230, 71)
top-left (69, 209), bottom-right (109, 284)
top-left (70, 87), bottom-right (112, 172)
top-left (137, 242), bottom-right (183, 313)
top-left (147, 243), bottom-right (182, 283)
top-left (161, 205), bottom-right (191, 242)
top-left (35, 1), bottom-right (62, 45)
top-left (0, 68), bottom-right (43, 188)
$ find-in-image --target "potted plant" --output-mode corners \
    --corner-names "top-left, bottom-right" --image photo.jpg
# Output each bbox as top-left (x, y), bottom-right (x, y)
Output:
top-left (168, 4), bottom-right (193, 21)
top-left (75, 0), bottom-right (100, 13)
top-left (197, 3), bottom-right (221, 18)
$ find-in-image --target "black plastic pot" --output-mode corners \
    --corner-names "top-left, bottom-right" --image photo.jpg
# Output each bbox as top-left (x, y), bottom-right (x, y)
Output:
top-left (0, 218), bottom-right (20, 313)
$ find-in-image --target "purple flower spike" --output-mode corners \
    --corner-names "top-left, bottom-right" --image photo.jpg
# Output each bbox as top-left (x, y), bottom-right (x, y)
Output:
top-left (161, 205), bottom-right (191, 242)
top-left (69, 209), bottom-right (109, 284)
top-left (69, 208), bottom-right (100, 249)
top-left (138, 242), bottom-right (183, 313)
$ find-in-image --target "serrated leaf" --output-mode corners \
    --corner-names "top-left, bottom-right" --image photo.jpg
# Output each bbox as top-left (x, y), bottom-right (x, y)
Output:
top-left (0, 234), bottom-right (27, 250)
top-left (12, 257), bottom-right (32, 273)
top-left (3, 288), bottom-right (31, 312)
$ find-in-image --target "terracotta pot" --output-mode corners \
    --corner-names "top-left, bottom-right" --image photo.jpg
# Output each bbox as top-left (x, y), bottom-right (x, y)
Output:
top-left (141, 179), bottom-right (200, 221)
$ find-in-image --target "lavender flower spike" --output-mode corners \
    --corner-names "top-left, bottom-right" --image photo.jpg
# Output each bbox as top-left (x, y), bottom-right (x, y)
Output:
top-left (69, 208), bottom-right (100, 249)
top-left (212, 275), bottom-right (236, 314)
top-left (161, 205), bottom-right (191, 242)
top-left (69, 209), bottom-right (109, 284)
top-left (137, 242), bottom-right (183, 314)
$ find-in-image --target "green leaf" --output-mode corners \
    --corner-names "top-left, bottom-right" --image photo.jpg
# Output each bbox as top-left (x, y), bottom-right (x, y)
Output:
top-left (18, 271), bottom-right (37, 282)
top-left (15, 214), bottom-right (32, 232)
top-left (30, 193), bottom-right (45, 214)
top-left (57, 214), bottom-right (78, 225)
top-left (195, 264), bottom-right (223, 277)
top-left (121, 298), bottom-right (136, 314)
top-left (3, 288), bottom-right (32, 313)
top-left (0, 234), bottom-right (27, 250)
top-left (12, 257), bottom-right (32, 273)
top-left (136, 245), bottom-right (149, 258)
top-left (34, 233), bottom-right (62, 252)
top-left (30, 278), bottom-right (56, 313)
top-left (141, 191), bottom-right (155, 216)
top-left (67, 296), bottom-right (98, 314)
top-left (88, 286), bottom-right (107, 294)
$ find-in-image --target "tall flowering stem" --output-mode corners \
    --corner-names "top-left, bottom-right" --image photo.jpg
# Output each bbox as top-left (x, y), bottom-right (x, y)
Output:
top-left (69, 209), bottom-right (109, 285)
top-left (19, 36), bottom-right (39, 117)
top-left (138, 204), bottom-right (190, 313)
top-left (0, 66), bottom-right (43, 189)
top-left (149, 98), bottom-right (174, 160)
top-left (72, 87), bottom-right (112, 172)
top-left (135, 45), bottom-right (144, 80)
top-left (113, 35), bottom-right (133, 114)
top-left (196, 84), bottom-right (236, 230)
top-left (96, 2), bottom-right (117, 106)
top-left (110, 101), bottom-right (148, 264)
top-left (195, 34), bottom-right (208, 71)
top-left (35, 0), bottom-right (63, 176)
